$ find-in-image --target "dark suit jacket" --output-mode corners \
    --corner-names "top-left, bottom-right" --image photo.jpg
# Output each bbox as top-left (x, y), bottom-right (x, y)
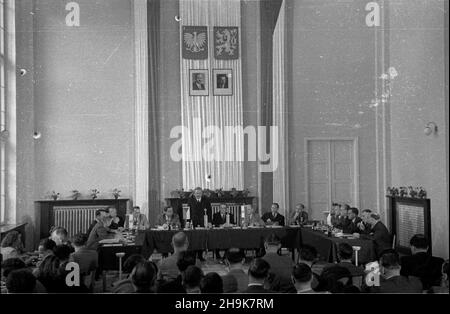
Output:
top-left (222, 269), bottom-right (248, 293)
top-left (193, 83), bottom-right (205, 90)
top-left (245, 284), bottom-right (273, 293)
top-left (157, 275), bottom-right (186, 293)
top-left (400, 252), bottom-right (444, 290)
top-left (187, 196), bottom-right (212, 228)
top-left (212, 212), bottom-right (235, 227)
top-left (86, 222), bottom-right (114, 250)
top-left (369, 275), bottom-right (423, 293)
top-left (334, 215), bottom-right (350, 230)
top-left (360, 221), bottom-right (392, 257)
top-left (69, 248), bottom-right (98, 275)
top-left (343, 217), bottom-right (362, 234)
top-left (264, 253), bottom-right (296, 293)
top-left (86, 219), bottom-right (100, 238)
top-left (261, 212), bottom-right (285, 226)
top-left (109, 216), bottom-right (124, 230)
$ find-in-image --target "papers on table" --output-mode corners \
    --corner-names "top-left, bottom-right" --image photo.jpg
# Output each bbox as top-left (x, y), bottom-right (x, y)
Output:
top-left (99, 238), bottom-right (121, 244)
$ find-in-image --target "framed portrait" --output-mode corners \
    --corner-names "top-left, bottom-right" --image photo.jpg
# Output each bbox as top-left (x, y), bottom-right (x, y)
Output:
top-left (189, 69), bottom-right (209, 96)
top-left (213, 69), bottom-right (233, 96)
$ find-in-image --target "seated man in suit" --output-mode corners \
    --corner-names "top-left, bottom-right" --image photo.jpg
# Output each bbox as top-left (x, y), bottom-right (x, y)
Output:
top-left (356, 209), bottom-right (373, 234)
top-left (354, 213), bottom-right (392, 257)
top-left (262, 234), bottom-right (295, 293)
top-left (221, 248), bottom-right (248, 293)
top-left (333, 204), bottom-right (350, 230)
top-left (400, 234), bottom-right (444, 291)
top-left (157, 232), bottom-right (189, 282)
top-left (86, 216), bottom-right (118, 250)
top-left (49, 227), bottom-right (72, 248)
top-left (212, 204), bottom-right (235, 260)
top-left (429, 260), bottom-right (449, 294)
top-left (245, 258), bottom-right (273, 293)
top-left (298, 245), bottom-right (333, 289)
top-left (261, 203), bottom-right (285, 226)
top-left (242, 205), bottom-right (264, 227)
top-left (112, 254), bottom-right (146, 293)
top-left (289, 203), bottom-right (309, 225)
top-left (343, 207), bottom-right (362, 234)
top-left (125, 206), bottom-right (150, 231)
top-left (182, 265), bottom-right (203, 294)
top-left (156, 206), bottom-right (181, 230)
top-left (292, 263), bottom-right (317, 294)
top-left (108, 207), bottom-right (124, 231)
top-left (69, 233), bottom-right (98, 289)
top-left (328, 203), bottom-right (341, 226)
top-left (366, 249), bottom-right (422, 293)
top-left (157, 251), bottom-right (197, 293)
top-left (87, 209), bottom-right (109, 237)
top-left (337, 243), bottom-right (365, 277)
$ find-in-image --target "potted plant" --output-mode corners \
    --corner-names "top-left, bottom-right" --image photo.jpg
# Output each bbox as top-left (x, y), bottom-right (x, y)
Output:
top-left (112, 188), bottom-right (121, 200)
top-left (408, 186), bottom-right (418, 198)
top-left (90, 189), bottom-right (100, 200)
top-left (71, 190), bottom-right (81, 200)
top-left (418, 187), bottom-right (427, 199)
top-left (50, 191), bottom-right (60, 201)
top-left (399, 187), bottom-right (408, 198)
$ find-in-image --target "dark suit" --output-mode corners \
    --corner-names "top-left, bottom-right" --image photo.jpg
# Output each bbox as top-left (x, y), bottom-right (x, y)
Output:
top-left (400, 252), bottom-right (444, 290)
top-left (222, 269), bottom-right (249, 293)
top-left (264, 253), bottom-right (296, 293)
top-left (187, 196), bottom-right (212, 228)
top-left (69, 248), bottom-right (98, 275)
top-left (360, 221), bottom-right (392, 257)
top-left (334, 215), bottom-right (350, 230)
top-left (368, 275), bottom-right (423, 293)
top-left (86, 219), bottom-right (100, 237)
top-left (212, 212), bottom-right (235, 227)
top-left (109, 216), bottom-right (124, 230)
top-left (343, 217), bottom-right (362, 234)
top-left (245, 284), bottom-right (273, 293)
top-left (261, 212), bottom-right (285, 226)
top-left (193, 82), bottom-right (205, 90)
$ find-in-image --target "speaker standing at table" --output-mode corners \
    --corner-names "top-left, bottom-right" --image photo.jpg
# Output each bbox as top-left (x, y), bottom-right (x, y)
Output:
top-left (187, 187), bottom-right (212, 262)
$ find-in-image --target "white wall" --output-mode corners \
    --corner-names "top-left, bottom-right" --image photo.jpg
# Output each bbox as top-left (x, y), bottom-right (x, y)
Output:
top-left (32, 0), bottom-right (135, 200)
top-left (389, 0), bottom-right (449, 258)
top-left (287, 0), bottom-right (378, 214)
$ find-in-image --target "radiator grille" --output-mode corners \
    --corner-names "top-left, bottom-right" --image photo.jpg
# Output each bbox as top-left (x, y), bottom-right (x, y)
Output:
top-left (54, 206), bottom-right (108, 238)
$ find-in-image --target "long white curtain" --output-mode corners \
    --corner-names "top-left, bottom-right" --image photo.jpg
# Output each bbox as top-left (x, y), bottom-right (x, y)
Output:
top-left (180, 0), bottom-right (244, 190)
top-left (272, 1), bottom-right (289, 216)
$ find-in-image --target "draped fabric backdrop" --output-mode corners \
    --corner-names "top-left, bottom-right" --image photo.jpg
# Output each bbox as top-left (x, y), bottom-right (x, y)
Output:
top-left (272, 1), bottom-right (289, 217)
top-left (180, 0), bottom-right (244, 190)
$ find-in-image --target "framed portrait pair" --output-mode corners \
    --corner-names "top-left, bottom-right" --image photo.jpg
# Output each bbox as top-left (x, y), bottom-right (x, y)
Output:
top-left (189, 69), bottom-right (233, 96)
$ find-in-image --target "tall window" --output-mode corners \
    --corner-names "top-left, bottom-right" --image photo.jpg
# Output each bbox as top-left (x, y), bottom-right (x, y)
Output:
top-left (0, 0), bottom-right (15, 224)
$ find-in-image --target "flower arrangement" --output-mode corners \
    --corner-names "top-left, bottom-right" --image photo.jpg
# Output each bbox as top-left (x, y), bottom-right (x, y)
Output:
top-left (71, 190), bottom-right (81, 200)
top-left (418, 187), bottom-right (427, 199)
top-left (112, 188), bottom-right (121, 200)
top-left (90, 189), bottom-right (100, 200)
top-left (50, 191), bottom-right (60, 201)
top-left (387, 186), bottom-right (427, 199)
top-left (408, 186), bottom-right (418, 198)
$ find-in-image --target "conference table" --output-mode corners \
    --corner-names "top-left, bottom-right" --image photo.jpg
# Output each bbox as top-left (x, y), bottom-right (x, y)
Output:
top-left (98, 226), bottom-right (376, 273)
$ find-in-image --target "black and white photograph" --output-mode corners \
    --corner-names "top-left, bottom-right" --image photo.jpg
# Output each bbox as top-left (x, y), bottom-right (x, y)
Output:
top-left (0, 0), bottom-right (449, 306)
top-left (189, 69), bottom-right (209, 96)
top-left (213, 69), bottom-right (233, 96)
